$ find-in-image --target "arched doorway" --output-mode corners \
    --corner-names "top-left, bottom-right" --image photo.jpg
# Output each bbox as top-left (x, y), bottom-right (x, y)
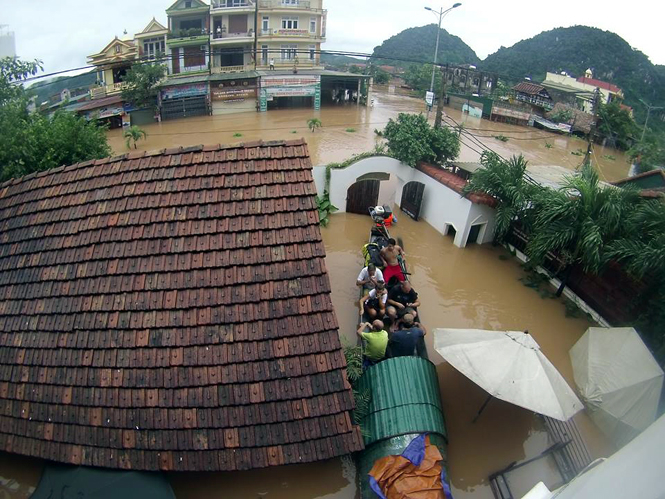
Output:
top-left (346, 180), bottom-right (380, 215)
top-left (401, 181), bottom-right (425, 220)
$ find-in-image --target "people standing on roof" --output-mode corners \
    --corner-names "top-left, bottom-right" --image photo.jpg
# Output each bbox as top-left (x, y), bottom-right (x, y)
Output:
top-left (360, 281), bottom-right (387, 319)
top-left (388, 314), bottom-right (426, 357)
top-left (380, 238), bottom-right (405, 285)
top-left (357, 320), bottom-right (389, 366)
top-left (387, 280), bottom-right (420, 318)
top-left (356, 263), bottom-right (384, 292)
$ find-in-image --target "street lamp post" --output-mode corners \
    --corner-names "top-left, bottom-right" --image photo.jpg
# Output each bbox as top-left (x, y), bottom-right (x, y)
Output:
top-left (639, 98), bottom-right (664, 142)
top-left (425, 3), bottom-right (461, 109)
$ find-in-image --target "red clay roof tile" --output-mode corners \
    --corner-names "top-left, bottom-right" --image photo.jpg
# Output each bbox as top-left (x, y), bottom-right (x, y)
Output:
top-left (0, 139), bottom-right (362, 471)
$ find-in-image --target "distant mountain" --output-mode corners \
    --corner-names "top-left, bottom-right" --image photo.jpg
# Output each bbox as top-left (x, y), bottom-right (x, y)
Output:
top-left (320, 53), bottom-right (366, 69)
top-left (372, 24), bottom-right (480, 68)
top-left (27, 71), bottom-right (97, 106)
top-left (481, 26), bottom-right (665, 128)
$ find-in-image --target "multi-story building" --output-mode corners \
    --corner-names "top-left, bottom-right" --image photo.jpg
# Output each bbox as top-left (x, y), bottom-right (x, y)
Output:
top-left (85, 0), bottom-right (365, 119)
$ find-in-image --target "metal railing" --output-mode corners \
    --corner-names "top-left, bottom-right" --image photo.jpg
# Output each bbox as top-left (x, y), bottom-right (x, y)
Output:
top-left (90, 82), bottom-right (129, 100)
top-left (211, 0), bottom-right (255, 9)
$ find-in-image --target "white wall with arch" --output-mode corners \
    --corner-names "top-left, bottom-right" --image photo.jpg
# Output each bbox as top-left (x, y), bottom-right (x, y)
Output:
top-left (313, 156), bottom-right (497, 248)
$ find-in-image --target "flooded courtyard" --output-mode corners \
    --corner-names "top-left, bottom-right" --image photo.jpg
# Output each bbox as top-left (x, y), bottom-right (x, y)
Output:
top-left (107, 87), bottom-right (632, 183)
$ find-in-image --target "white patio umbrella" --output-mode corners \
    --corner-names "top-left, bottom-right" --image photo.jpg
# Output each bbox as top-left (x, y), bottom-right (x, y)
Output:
top-left (570, 327), bottom-right (664, 447)
top-left (434, 329), bottom-right (583, 421)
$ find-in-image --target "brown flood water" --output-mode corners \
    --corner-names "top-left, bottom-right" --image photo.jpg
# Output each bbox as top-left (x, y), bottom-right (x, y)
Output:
top-left (108, 87), bottom-right (631, 182)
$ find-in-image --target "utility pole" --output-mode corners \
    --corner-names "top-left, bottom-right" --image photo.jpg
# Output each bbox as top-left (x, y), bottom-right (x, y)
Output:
top-left (253, 0), bottom-right (259, 70)
top-left (583, 87), bottom-right (601, 169)
top-left (435, 65), bottom-right (448, 129)
top-left (639, 99), bottom-right (664, 142)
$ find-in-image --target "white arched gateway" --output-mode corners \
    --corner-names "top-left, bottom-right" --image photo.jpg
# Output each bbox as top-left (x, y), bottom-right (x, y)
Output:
top-left (312, 156), bottom-right (497, 248)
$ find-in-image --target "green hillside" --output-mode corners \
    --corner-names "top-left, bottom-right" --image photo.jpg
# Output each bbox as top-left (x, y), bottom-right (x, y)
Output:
top-left (481, 26), bottom-right (665, 129)
top-left (372, 24), bottom-right (480, 67)
top-left (321, 53), bottom-right (366, 68)
top-left (27, 71), bottom-right (97, 106)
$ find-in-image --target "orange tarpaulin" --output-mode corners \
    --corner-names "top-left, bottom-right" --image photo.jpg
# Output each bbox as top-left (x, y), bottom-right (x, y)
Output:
top-left (369, 435), bottom-right (446, 499)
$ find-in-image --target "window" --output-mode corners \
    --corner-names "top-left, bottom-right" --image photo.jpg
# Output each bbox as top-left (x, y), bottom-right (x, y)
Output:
top-left (281, 44), bottom-right (297, 60)
top-left (262, 16), bottom-right (269, 32)
top-left (309, 45), bottom-right (316, 61)
top-left (114, 45), bottom-right (121, 54)
top-left (281, 17), bottom-right (298, 29)
top-left (185, 1), bottom-right (192, 7)
top-left (310, 17), bottom-right (316, 33)
top-left (143, 38), bottom-right (166, 60)
top-left (281, 0), bottom-right (298, 4)
top-left (180, 19), bottom-right (202, 30)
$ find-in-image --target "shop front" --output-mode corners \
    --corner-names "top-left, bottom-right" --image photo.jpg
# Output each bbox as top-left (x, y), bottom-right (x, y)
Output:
top-left (210, 78), bottom-right (258, 115)
top-left (160, 81), bottom-right (210, 121)
top-left (77, 95), bottom-right (131, 129)
top-left (259, 74), bottom-right (321, 111)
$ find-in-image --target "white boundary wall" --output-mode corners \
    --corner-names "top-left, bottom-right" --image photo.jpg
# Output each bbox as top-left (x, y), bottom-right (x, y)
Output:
top-left (313, 156), bottom-right (497, 248)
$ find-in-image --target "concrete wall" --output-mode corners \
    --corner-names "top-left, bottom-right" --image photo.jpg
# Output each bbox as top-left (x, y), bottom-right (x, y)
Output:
top-left (314, 157), bottom-right (497, 248)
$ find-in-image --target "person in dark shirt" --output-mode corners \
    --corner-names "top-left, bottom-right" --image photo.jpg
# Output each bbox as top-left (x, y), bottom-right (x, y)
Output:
top-left (388, 313), bottom-right (426, 357)
top-left (387, 281), bottom-right (420, 318)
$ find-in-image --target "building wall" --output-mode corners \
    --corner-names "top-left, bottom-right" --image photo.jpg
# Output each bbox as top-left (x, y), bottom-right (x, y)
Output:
top-left (314, 157), bottom-right (497, 248)
top-left (0, 30), bottom-right (16, 58)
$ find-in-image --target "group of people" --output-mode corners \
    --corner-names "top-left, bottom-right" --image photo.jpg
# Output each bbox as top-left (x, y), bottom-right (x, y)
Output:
top-left (355, 240), bottom-right (426, 366)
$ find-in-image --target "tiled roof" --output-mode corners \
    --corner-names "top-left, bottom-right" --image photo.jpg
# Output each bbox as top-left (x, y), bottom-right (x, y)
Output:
top-left (417, 163), bottom-right (496, 207)
top-left (0, 140), bottom-right (363, 471)
top-left (512, 82), bottom-right (548, 96)
top-left (576, 76), bottom-right (621, 94)
top-left (76, 95), bottom-right (124, 112)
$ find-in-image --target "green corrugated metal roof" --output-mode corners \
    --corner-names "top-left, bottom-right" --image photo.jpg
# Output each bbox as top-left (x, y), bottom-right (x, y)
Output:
top-left (357, 356), bottom-right (447, 446)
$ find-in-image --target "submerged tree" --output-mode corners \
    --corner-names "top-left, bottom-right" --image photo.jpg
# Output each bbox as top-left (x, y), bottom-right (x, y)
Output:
top-left (526, 163), bottom-right (639, 296)
top-left (383, 113), bottom-right (459, 167)
top-left (124, 125), bottom-right (147, 149)
top-left (307, 118), bottom-right (322, 132)
top-left (121, 62), bottom-right (166, 111)
top-left (463, 152), bottom-right (539, 242)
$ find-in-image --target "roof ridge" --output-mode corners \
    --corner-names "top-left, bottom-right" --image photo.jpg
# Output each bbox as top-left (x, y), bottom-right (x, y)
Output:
top-left (0, 140), bottom-right (310, 192)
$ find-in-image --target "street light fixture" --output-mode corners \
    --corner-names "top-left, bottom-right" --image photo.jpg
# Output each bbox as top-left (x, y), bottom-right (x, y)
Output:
top-left (638, 98), bottom-right (664, 142)
top-left (425, 2), bottom-right (462, 106)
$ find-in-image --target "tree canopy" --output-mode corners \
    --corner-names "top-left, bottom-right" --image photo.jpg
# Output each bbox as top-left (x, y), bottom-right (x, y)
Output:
top-left (383, 113), bottom-right (460, 167)
top-left (597, 100), bottom-right (639, 150)
top-left (121, 62), bottom-right (166, 111)
top-left (0, 57), bottom-right (111, 181)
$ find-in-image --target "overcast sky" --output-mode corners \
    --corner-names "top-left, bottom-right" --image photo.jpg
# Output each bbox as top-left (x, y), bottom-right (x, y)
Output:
top-left (3, 0), bottom-right (664, 81)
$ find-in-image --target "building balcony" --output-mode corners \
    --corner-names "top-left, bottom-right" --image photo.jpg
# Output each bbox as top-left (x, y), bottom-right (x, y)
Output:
top-left (211, 31), bottom-right (255, 43)
top-left (258, 0), bottom-right (323, 12)
top-left (211, 0), bottom-right (255, 11)
top-left (89, 82), bottom-right (129, 100)
top-left (211, 64), bottom-right (253, 74)
top-left (258, 28), bottom-right (324, 40)
top-left (258, 58), bottom-right (321, 69)
top-left (166, 30), bottom-right (210, 47)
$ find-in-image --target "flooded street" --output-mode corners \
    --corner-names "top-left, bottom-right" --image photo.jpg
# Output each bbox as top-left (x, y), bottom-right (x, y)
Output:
top-left (108, 87), bottom-right (632, 182)
top-left (0, 90), bottom-right (622, 499)
top-left (322, 210), bottom-right (615, 499)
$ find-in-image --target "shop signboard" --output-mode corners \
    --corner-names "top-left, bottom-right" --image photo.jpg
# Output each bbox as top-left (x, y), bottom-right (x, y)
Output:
top-left (161, 83), bottom-right (208, 100)
top-left (211, 79), bottom-right (257, 103)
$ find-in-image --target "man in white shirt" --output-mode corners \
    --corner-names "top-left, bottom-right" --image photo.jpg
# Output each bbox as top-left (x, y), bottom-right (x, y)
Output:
top-left (356, 263), bottom-right (384, 292)
top-left (359, 282), bottom-right (388, 319)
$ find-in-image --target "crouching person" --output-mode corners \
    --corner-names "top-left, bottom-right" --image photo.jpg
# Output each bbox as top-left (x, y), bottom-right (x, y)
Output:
top-left (387, 314), bottom-right (426, 357)
top-left (356, 320), bottom-right (388, 368)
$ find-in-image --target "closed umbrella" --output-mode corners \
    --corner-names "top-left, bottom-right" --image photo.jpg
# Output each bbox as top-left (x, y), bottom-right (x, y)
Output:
top-left (434, 329), bottom-right (583, 421)
top-left (570, 327), bottom-right (664, 447)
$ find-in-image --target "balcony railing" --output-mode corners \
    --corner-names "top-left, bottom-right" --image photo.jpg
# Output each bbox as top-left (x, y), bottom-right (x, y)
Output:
top-left (259, 28), bottom-right (321, 38)
top-left (259, 0), bottom-right (318, 10)
top-left (211, 65), bottom-right (250, 74)
top-left (211, 0), bottom-right (255, 9)
top-left (89, 82), bottom-right (129, 100)
top-left (212, 30), bottom-right (254, 40)
top-left (168, 28), bottom-right (210, 41)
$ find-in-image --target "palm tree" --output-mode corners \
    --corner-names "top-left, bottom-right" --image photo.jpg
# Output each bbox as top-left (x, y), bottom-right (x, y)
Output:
top-left (124, 125), bottom-right (147, 149)
top-left (526, 163), bottom-right (639, 296)
top-left (307, 118), bottom-right (322, 132)
top-left (463, 152), bottom-right (539, 243)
